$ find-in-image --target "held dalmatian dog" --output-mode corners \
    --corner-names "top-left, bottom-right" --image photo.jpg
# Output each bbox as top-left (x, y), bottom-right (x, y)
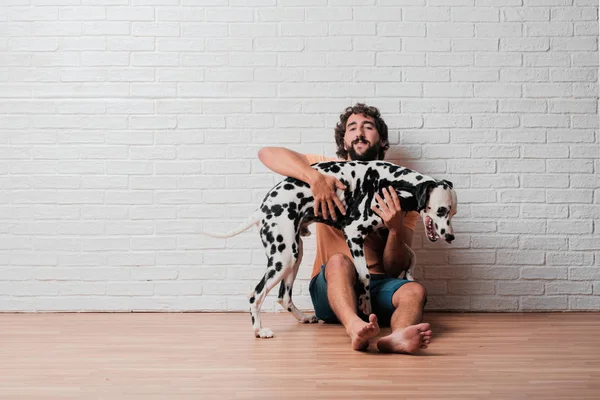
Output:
top-left (202, 160), bottom-right (457, 338)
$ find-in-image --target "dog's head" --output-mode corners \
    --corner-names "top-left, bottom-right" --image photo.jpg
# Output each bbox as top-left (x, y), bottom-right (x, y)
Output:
top-left (415, 180), bottom-right (457, 243)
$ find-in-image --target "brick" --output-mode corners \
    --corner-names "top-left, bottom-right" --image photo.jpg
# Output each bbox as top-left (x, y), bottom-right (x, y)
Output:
top-left (569, 297), bottom-right (600, 310)
top-left (522, 174), bottom-right (569, 188)
top-left (448, 281), bottom-right (495, 295)
top-left (471, 296), bottom-right (518, 311)
top-left (521, 267), bottom-right (567, 280)
top-left (498, 281), bottom-right (544, 295)
top-left (520, 296), bottom-right (568, 311)
top-left (546, 282), bottom-right (593, 295)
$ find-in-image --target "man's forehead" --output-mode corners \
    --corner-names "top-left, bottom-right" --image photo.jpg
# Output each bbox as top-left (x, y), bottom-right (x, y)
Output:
top-left (346, 113), bottom-right (375, 127)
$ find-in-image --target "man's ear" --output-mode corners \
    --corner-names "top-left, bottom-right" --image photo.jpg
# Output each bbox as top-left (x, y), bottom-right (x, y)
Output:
top-left (415, 181), bottom-right (435, 211)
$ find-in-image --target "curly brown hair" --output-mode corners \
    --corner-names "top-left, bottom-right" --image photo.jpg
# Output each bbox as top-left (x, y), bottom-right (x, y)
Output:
top-left (334, 103), bottom-right (389, 160)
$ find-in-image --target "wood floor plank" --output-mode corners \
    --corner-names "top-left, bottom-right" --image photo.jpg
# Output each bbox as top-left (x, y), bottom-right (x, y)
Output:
top-left (1, 312), bottom-right (599, 399)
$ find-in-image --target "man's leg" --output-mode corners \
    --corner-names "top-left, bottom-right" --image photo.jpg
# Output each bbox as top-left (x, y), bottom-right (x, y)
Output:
top-left (324, 254), bottom-right (380, 351)
top-left (376, 282), bottom-right (433, 354)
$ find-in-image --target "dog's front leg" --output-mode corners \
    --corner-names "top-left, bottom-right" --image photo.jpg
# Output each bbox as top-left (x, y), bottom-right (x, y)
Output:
top-left (344, 232), bottom-right (371, 316)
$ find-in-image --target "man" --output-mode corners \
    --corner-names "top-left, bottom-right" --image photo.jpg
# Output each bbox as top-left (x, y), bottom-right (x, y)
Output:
top-left (258, 103), bottom-right (432, 353)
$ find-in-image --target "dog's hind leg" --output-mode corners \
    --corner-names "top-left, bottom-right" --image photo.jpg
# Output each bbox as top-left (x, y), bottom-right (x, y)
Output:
top-left (249, 250), bottom-right (295, 338)
top-left (277, 239), bottom-right (318, 324)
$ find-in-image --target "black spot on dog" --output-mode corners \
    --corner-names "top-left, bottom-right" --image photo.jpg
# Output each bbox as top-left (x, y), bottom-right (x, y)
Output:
top-left (268, 269), bottom-right (276, 279)
top-left (366, 274), bottom-right (370, 279)
top-left (271, 204), bottom-right (284, 217)
top-left (270, 191), bottom-right (278, 197)
top-left (351, 171), bottom-right (356, 178)
top-left (416, 175), bottom-right (423, 181)
top-left (249, 296), bottom-right (255, 304)
top-left (276, 235), bottom-right (283, 242)
top-left (278, 243), bottom-right (286, 252)
top-left (255, 277), bottom-right (266, 293)
top-left (441, 228), bottom-right (445, 235)
top-left (252, 315), bottom-right (255, 325)
top-left (284, 184), bottom-right (294, 190)
top-left (287, 177), bottom-right (309, 188)
top-left (287, 307), bottom-right (292, 312)
top-left (297, 192), bottom-right (304, 198)
top-left (278, 282), bottom-right (285, 298)
top-left (437, 207), bottom-right (447, 218)
top-left (275, 262), bottom-right (282, 271)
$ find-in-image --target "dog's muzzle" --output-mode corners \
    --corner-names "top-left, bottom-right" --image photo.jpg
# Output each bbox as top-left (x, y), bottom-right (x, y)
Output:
top-left (445, 233), bottom-right (455, 243)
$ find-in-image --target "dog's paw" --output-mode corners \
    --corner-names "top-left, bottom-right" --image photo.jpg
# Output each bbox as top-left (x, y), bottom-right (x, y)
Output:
top-left (358, 294), bottom-right (372, 316)
top-left (255, 328), bottom-right (275, 338)
top-left (299, 315), bottom-right (319, 324)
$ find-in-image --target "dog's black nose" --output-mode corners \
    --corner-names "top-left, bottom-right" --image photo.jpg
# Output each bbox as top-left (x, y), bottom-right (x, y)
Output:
top-left (445, 234), bottom-right (455, 243)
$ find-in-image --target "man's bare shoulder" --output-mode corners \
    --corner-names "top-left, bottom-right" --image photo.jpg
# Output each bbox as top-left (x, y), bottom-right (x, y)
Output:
top-left (305, 154), bottom-right (338, 165)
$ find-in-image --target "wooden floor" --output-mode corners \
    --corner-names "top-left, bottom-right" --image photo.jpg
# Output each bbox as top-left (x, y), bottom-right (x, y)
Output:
top-left (1, 312), bottom-right (599, 400)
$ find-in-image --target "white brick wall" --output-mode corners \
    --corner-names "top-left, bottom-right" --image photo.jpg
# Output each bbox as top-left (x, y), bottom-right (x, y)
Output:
top-left (0, 0), bottom-right (598, 313)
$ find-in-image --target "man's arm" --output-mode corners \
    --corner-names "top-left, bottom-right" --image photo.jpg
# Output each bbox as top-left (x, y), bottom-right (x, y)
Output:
top-left (370, 187), bottom-right (415, 277)
top-left (257, 147), bottom-right (320, 186)
top-left (257, 147), bottom-right (346, 220)
top-left (382, 226), bottom-right (414, 277)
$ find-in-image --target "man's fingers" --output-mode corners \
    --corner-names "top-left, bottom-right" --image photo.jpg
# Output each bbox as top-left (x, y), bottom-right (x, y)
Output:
top-left (382, 187), bottom-right (394, 207)
top-left (374, 193), bottom-right (387, 209)
top-left (333, 196), bottom-right (346, 215)
top-left (320, 203), bottom-right (329, 220)
top-left (327, 200), bottom-right (337, 221)
top-left (388, 186), bottom-right (401, 209)
top-left (371, 204), bottom-right (382, 217)
top-left (335, 179), bottom-right (347, 190)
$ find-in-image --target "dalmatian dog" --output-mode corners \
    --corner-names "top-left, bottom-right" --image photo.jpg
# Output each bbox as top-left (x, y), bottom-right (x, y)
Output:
top-left (201, 160), bottom-right (457, 338)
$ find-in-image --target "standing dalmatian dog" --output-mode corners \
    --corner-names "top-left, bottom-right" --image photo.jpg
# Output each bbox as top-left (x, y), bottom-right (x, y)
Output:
top-left (202, 160), bottom-right (457, 338)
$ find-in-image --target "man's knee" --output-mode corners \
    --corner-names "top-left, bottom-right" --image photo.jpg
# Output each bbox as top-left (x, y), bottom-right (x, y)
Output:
top-left (324, 253), bottom-right (356, 283)
top-left (392, 282), bottom-right (427, 308)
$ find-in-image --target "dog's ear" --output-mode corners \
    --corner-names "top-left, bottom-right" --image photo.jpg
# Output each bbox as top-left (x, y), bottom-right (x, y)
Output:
top-left (441, 179), bottom-right (453, 189)
top-left (415, 181), bottom-right (436, 211)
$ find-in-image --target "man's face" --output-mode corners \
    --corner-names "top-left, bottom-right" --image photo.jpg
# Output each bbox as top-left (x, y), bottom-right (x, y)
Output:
top-left (343, 113), bottom-right (383, 161)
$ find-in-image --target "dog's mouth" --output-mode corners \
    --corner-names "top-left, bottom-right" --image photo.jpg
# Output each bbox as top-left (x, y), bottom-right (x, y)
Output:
top-left (425, 216), bottom-right (438, 242)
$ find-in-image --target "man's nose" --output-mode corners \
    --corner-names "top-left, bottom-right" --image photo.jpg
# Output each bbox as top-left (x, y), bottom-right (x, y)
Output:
top-left (445, 234), bottom-right (455, 243)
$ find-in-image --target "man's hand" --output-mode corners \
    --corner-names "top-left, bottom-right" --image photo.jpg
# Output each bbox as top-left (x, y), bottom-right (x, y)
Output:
top-left (371, 186), bottom-right (404, 232)
top-left (308, 172), bottom-right (347, 221)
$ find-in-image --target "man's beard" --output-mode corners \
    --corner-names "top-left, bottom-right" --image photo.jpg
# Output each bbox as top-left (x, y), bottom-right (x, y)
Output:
top-left (347, 140), bottom-right (381, 161)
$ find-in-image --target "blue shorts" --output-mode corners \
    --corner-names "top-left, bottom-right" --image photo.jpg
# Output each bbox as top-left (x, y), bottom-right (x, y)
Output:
top-left (309, 264), bottom-right (418, 327)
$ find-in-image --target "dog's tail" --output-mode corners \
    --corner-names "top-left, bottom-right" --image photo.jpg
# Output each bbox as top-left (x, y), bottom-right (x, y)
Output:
top-left (200, 213), bottom-right (260, 238)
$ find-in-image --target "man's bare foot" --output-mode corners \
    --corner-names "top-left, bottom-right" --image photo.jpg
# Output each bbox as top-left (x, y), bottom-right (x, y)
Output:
top-left (376, 323), bottom-right (432, 354)
top-left (347, 314), bottom-right (380, 351)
